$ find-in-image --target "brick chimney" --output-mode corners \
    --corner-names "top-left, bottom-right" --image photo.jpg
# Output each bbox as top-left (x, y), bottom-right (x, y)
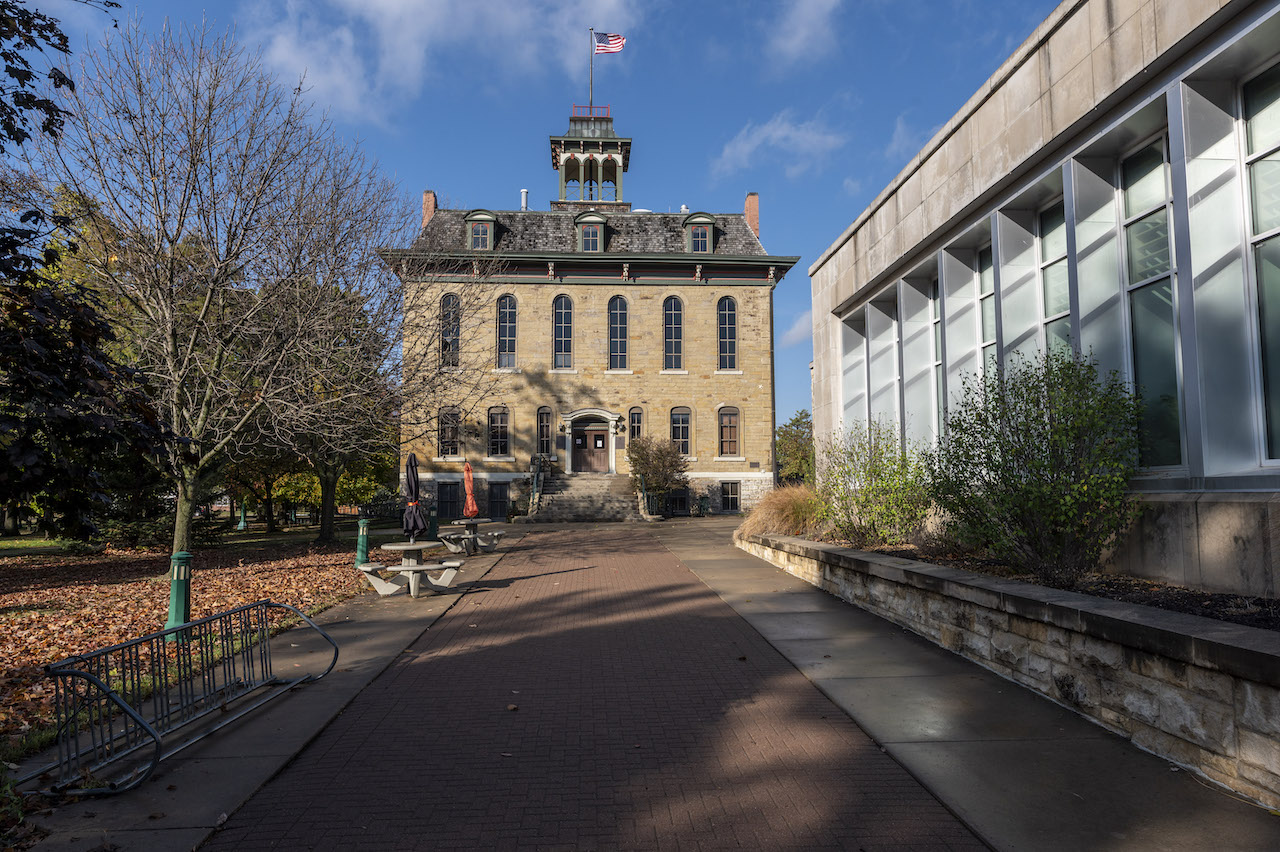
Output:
top-left (421, 189), bottom-right (437, 229)
top-left (744, 192), bottom-right (760, 239)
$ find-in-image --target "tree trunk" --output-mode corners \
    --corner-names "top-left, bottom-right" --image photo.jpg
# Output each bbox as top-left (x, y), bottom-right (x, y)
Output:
top-left (2, 503), bottom-right (18, 535)
top-left (316, 466), bottom-right (342, 544)
top-left (172, 468), bottom-right (198, 553)
top-left (262, 494), bottom-right (279, 533)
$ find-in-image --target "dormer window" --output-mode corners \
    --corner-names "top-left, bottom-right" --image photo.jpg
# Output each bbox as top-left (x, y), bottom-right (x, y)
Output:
top-left (683, 212), bottom-right (715, 253)
top-left (574, 211), bottom-right (607, 252)
top-left (691, 225), bottom-right (709, 253)
top-left (464, 210), bottom-right (496, 250)
top-left (582, 223), bottom-right (600, 252)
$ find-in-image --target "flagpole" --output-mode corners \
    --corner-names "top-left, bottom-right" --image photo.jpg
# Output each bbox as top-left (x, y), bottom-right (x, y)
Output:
top-left (589, 28), bottom-right (594, 111)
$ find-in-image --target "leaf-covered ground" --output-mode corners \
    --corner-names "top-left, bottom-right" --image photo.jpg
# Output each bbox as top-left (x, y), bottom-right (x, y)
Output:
top-left (0, 541), bottom-right (366, 754)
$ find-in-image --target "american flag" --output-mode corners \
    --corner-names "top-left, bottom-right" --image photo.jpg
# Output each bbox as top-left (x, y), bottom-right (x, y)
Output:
top-left (594, 32), bottom-right (626, 54)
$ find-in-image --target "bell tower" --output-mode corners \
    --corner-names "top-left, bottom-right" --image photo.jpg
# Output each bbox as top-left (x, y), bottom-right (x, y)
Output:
top-left (549, 105), bottom-right (632, 213)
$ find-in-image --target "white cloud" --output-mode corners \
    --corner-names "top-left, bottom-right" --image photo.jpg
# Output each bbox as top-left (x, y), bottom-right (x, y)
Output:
top-left (884, 114), bottom-right (921, 161)
top-left (713, 110), bottom-right (846, 179)
top-left (766, 0), bottom-right (842, 67)
top-left (238, 0), bottom-right (641, 126)
top-left (780, 310), bottom-right (813, 349)
top-left (842, 176), bottom-right (862, 196)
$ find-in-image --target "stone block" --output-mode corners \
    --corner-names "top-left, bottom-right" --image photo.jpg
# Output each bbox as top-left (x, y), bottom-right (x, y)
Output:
top-left (1124, 646), bottom-right (1188, 685)
top-left (1050, 664), bottom-right (1096, 708)
top-left (1010, 615), bottom-right (1048, 642)
top-left (1236, 751), bottom-right (1280, 803)
top-left (1045, 6), bottom-right (1091, 84)
top-left (1238, 681), bottom-right (1280, 738)
top-left (1156, 688), bottom-right (1235, 756)
top-left (1238, 728), bottom-right (1280, 777)
top-left (990, 630), bottom-right (1030, 670)
top-left (1186, 666), bottom-right (1233, 705)
top-left (1046, 57), bottom-right (1096, 139)
top-left (1072, 634), bottom-right (1123, 672)
top-left (1099, 671), bottom-right (1162, 726)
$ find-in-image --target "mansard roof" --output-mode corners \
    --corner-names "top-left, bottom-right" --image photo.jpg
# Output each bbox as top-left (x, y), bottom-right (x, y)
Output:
top-left (408, 209), bottom-right (772, 258)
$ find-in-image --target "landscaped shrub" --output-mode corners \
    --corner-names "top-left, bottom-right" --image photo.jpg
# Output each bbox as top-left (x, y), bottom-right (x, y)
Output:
top-left (626, 436), bottom-right (689, 514)
top-left (735, 485), bottom-right (825, 540)
top-left (816, 420), bottom-right (930, 548)
top-left (927, 349), bottom-right (1141, 587)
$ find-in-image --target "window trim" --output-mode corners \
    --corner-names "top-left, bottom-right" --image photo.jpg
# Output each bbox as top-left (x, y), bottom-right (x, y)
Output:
top-left (553, 294), bottom-right (573, 369)
top-left (683, 212), bottom-right (716, 253)
top-left (487, 406), bottom-right (509, 458)
top-left (670, 406), bottom-right (691, 456)
top-left (1036, 197), bottom-right (1072, 355)
top-left (628, 406), bottom-right (643, 440)
top-left (496, 293), bottom-right (517, 369)
top-left (537, 406), bottom-right (552, 456)
top-left (608, 295), bottom-right (628, 370)
top-left (717, 406), bottom-right (740, 457)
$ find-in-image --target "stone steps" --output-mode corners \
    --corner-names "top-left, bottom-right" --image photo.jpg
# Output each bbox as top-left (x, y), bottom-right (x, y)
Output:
top-left (526, 473), bottom-right (643, 523)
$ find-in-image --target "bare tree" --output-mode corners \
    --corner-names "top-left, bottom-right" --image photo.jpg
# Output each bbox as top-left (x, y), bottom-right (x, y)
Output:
top-left (22, 20), bottom-right (407, 553)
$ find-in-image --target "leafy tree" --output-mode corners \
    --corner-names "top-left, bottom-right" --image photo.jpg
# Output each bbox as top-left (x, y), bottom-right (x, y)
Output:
top-left (927, 349), bottom-right (1142, 587)
top-left (626, 436), bottom-right (689, 513)
top-left (20, 20), bottom-right (407, 553)
top-left (776, 408), bottom-right (815, 485)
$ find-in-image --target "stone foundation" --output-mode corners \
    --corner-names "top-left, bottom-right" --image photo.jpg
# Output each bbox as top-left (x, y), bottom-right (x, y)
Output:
top-left (737, 532), bottom-right (1280, 809)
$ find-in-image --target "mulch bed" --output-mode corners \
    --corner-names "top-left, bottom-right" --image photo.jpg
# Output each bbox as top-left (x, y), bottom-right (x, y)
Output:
top-left (865, 544), bottom-right (1280, 632)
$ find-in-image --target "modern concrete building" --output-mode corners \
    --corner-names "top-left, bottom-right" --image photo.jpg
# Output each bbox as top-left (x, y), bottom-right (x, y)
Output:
top-left (383, 107), bottom-right (798, 519)
top-left (809, 0), bottom-right (1280, 596)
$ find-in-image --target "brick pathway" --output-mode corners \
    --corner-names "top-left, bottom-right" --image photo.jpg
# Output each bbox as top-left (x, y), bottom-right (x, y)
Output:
top-left (203, 529), bottom-right (983, 851)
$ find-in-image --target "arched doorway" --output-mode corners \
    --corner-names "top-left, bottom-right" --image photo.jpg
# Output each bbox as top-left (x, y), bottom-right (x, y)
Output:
top-left (562, 408), bottom-right (622, 474)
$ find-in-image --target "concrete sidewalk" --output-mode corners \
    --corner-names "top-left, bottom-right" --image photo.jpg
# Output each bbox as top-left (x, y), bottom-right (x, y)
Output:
top-left (651, 517), bottom-right (1280, 851)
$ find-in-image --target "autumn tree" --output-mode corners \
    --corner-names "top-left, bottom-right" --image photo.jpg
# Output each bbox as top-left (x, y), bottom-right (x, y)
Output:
top-left (21, 20), bottom-right (407, 552)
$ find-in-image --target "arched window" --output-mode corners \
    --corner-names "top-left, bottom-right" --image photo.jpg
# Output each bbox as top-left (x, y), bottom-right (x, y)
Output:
top-left (496, 294), bottom-right (516, 368)
top-left (717, 296), bottom-right (737, 370)
top-left (718, 407), bottom-right (740, 457)
top-left (553, 295), bottom-right (573, 369)
top-left (609, 295), bottom-right (628, 369)
top-left (663, 296), bottom-right (683, 370)
top-left (440, 293), bottom-right (460, 367)
top-left (438, 408), bottom-right (460, 457)
top-left (670, 406), bottom-right (691, 456)
top-left (488, 406), bottom-right (509, 457)
top-left (629, 406), bottom-right (643, 439)
top-left (537, 407), bottom-right (552, 455)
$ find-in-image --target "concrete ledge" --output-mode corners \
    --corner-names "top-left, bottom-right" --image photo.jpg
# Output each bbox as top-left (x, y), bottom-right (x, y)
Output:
top-left (737, 531), bottom-right (1280, 810)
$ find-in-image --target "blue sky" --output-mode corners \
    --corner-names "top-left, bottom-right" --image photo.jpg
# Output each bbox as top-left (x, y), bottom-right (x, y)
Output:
top-left (42, 0), bottom-right (1061, 425)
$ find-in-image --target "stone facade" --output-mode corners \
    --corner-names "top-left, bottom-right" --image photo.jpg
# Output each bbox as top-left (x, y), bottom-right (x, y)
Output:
top-left (809, 0), bottom-right (1280, 595)
top-left (739, 531), bottom-right (1280, 810)
top-left (383, 108), bottom-right (798, 516)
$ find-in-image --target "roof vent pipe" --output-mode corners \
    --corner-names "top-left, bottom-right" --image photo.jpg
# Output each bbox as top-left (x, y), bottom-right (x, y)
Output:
top-left (680, 204), bottom-right (689, 213)
top-left (521, 189), bottom-right (528, 211)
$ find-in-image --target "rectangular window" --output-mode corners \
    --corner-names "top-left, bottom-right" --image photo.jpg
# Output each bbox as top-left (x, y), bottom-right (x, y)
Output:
top-left (554, 296), bottom-right (572, 369)
top-left (1246, 64), bottom-right (1280, 458)
top-left (977, 245), bottom-right (997, 375)
top-left (438, 409), bottom-right (460, 457)
top-left (930, 276), bottom-right (944, 433)
top-left (470, 222), bottom-right (490, 250)
top-left (670, 409), bottom-right (690, 455)
top-left (496, 295), bottom-right (516, 369)
top-left (582, 224), bottom-right (600, 252)
top-left (437, 483), bottom-right (459, 520)
top-left (487, 482), bottom-right (509, 520)
top-left (718, 409), bottom-right (739, 456)
top-left (720, 482), bottom-right (740, 512)
top-left (664, 298), bottom-right (683, 370)
top-left (609, 297), bottom-right (628, 369)
top-left (488, 409), bottom-right (509, 457)
top-left (691, 225), bottom-right (709, 252)
top-left (629, 409), bottom-right (643, 439)
top-left (1039, 200), bottom-right (1072, 355)
top-left (718, 297), bottom-right (737, 370)
top-left (1122, 138), bottom-right (1181, 467)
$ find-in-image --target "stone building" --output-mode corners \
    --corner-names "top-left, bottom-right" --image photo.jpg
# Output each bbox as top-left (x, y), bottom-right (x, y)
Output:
top-left (382, 106), bottom-right (798, 519)
top-left (810, 0), bottom-right (1280, 597)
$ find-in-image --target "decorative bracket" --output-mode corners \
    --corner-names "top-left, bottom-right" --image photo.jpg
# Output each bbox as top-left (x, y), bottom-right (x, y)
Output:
top-left (547, 262), bottom-right (555, 279)
top-left (622, 263), bottom-right (629, 280)
top-left (695, 264), bottom-right (703, 282)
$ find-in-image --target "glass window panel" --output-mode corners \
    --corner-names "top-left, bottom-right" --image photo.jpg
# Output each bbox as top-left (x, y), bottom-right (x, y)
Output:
top-left (629, 408), bottom-right (643, 440)
top-left (1250, 150), bottom-right (1280, 236)
top-left (440, 294), bottom-right (460, 368)
top-left (978, 246), bottom-right (994, 295)
top-left (1041, 258), bottom-right (1070, 317)
top-left (664, 297), bottom-right (683, 369)
top-left (1256, 237), bottom-right (1280, 458)
top-left (1130, 278), bottom-right (1182, 466)
top-left (934, 363), bottom-right (944, 432)
top-left (980, 294), bottom-right (996, 342)
top-left (608, 296), bottom-right (628, 369)
top-left (1123, 142), bottom-right (1168, 218)
top-left (1039, 202), bottom-right (1067, 262)
top-left (717, 297), bottom-right (737, 370)
top-left (670, 408), bottom-right (690, 455)
top-left (982, 343), bottom-right (997, 377)
top-left (1245, 63), bottom-right (1280, 156)
top-left (496, 295), bottom-right (516, 368)
top-left (933, 322), bottom-right (942, 357)
top-left (554, 295), bottom-right (572, 369)
top-left (537, 408), bottom-right (551, 455)
top-left (1046, 316), bottom-right (1071, 355)
top-left (1126, 208), bottom-right (1171, 283)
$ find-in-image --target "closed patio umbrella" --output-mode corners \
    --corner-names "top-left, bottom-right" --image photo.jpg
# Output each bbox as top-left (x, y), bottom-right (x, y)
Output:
top-left (403, 453), bottom-right (428, 542)
top-left (463, 461), bottom-right (480, 519)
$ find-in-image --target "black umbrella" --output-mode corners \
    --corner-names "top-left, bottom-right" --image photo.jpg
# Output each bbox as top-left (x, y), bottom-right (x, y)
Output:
top-left (402, 453), bottom-right (428, 543)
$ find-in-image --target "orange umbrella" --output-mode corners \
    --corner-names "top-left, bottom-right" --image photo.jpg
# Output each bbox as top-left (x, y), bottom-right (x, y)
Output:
top-left (462, 461), bottom-right (480, 518)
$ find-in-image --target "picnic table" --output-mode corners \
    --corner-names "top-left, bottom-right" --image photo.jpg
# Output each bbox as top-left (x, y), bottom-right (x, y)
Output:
top-left (440, 519), bottom-right (505, 555)
top-left (360, 542), bottom-right (461, 597)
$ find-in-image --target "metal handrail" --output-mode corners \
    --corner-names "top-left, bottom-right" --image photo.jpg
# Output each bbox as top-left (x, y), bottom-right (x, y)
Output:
top-left (529, 455), bottom-right (544, 514)
top-left (17, 600), bottom-right (338, 796)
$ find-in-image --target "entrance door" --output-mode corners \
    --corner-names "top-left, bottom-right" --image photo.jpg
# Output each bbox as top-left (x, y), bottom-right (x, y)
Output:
top-left (572, 425), bottom-right (609, 472)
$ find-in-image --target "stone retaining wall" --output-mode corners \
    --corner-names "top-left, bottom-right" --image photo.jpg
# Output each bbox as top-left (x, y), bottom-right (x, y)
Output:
top-left (737, 532), bottom-right (1280, 809)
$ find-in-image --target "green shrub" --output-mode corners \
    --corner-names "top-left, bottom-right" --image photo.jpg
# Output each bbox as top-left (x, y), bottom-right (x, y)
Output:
top-left (927, 349), bottom-right (1141, 587)
top-left (735, 485), bottom-right (824, 540)
top-left (816, 420), bottom-right (930, 548)
top-left (626, 436), bottom-right (689, 513)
